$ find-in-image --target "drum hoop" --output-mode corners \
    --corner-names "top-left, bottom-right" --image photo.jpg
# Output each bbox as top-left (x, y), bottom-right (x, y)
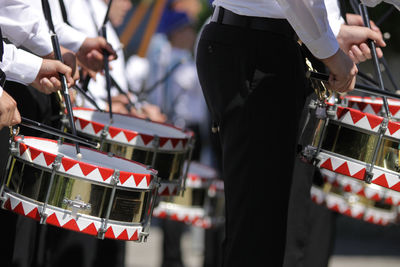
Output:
top-left (14, 136), bottom-right (156, 190)
top-left (73, 107), bottom-right (193, 151)
top-left (3, 191), bottom-right (147, 240)
top-left (344, 95), bottom-right (400, 105)
top-left (311, 185), bottom-right (397, 224)
top-left (10, 157), bottom-right (156, 192)
top-left (318, 150), bottom-right (400, 193)
top-left (81, 132), bottom-right (191, 154)
top-left (334, 106), bottom-right (400, 139)
top-left (319, 168), bottom-right (400, 205)
top-left (320, 187), bottom-right (397, 214)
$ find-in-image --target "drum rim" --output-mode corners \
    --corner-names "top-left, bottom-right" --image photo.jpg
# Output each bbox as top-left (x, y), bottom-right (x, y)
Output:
top-left (78, 131), bottom-right (191, 154)
top-left (317, 149), bottom-right (400, 183)
top-left (319, 168), bottom-right (400, 204)
top-left (332, 105), bottom-right (400, 139)
top-left (311, 185), bottom-right (397, 225)
top-left (13, 136), bottom-right (157, 190)
top-left (73, 107), bottom-right (194, 150)
top-left (7, 156), bottom-right (154, 191)
top-left (3, 191), bottom-right (147, 241)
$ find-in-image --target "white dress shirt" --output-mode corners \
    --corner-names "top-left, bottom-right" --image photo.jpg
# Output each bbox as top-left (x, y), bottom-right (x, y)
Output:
top-left (212, 0), bottom-right (340, 59)
top-left (0, 0), bottom-right (86, 57)
top-left (0, 0), bottom-right (53, 56)
top-left (0, 42), bottom-right (42, 85)
top-left (0, 41), bottom-right (43, 97)
top-left (32, 0), bottom-right (87, 53)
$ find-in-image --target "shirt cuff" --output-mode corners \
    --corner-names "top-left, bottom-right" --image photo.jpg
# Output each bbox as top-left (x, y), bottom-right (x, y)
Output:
top-left (57, 26), bottom-right (87, 53)
top-left (3, 46), bottom-right (42, 84)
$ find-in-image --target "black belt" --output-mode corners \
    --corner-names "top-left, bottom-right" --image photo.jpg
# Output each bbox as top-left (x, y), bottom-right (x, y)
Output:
top-left (211, 6), bottom-right (295, 38)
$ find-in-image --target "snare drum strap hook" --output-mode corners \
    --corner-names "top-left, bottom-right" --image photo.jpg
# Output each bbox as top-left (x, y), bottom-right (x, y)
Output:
top-left (305, 58), bottom-right (332, 103)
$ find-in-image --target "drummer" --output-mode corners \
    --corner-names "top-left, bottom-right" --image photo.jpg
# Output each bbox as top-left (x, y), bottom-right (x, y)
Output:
top-left (284, 0), bottom-right (387, 266)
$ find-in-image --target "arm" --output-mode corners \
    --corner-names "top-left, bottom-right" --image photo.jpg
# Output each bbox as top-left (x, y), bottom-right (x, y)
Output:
top-left (324, 0), bottom-right (386, 64)
top-left (0, 41), bottom-right (75, 94)
top-left (276, 0), bottom-right (357, 93)
top-left (0, 0), bottom-right (53, 57)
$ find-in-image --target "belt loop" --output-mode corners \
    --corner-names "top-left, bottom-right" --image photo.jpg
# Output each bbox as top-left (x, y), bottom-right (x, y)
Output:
top-left (217, 6), bottom-right (225, 23)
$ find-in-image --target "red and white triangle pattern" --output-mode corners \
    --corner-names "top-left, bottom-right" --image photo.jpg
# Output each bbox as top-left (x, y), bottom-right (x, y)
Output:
top-left (334, 106), bottom-right (400, 139)
top-left (344, 95), bottom-right (400, 119)
top-left (2, 192), bottom-right (144, 241)
top-left (73, 108), bottom-right (191, 152)
top-left (16, 140), bottom-right (152, 190)
top-left (153, 202), bottom-right (212, 229)
top-left (185, 173), bottom-right (214, 189)
top-left (320, 169), bottom-right (400, 205)
top-left (310, 186), bottom-right (397, 226)
top-left (317, 152), bottom-right (400, 193)
top-left (158, 183), bottom-right (180, 196)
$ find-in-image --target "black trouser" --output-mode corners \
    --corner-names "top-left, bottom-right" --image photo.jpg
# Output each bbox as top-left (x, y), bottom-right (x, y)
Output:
top-left (196, 20), bottom-right (308, 266)
top-left (283, 92), bottom-right (337, 267)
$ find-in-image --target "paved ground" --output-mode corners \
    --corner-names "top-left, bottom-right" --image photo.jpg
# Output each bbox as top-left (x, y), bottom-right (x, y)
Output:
top-left (125, 226), bottom-right (400, 267)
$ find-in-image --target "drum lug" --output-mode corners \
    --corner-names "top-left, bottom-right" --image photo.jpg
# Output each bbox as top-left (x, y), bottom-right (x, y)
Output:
top-left (99, 125), bottom-right (109, 149)
top-left (379, 117), bottom-right (389, 134)
top-left (139, 231), bottom-right (149, 242)
top-left (63, 195), bottom-right (92, 219)
top-left (40, 154), bottom-right (63, 224)
top-left (364, 170), bottom-right (374, 184)
top-left (300, 145), bottom-right (319, 164)
top-left (98, 169), bottom-right (120, 239)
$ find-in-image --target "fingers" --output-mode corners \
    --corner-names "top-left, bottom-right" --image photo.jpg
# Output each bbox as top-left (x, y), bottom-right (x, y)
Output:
top-left (350, 44), bottom-right (368, 63)
top-left (104, 42), bottom-right (118, 60)
top-left (365, 28), bottom-right (386, 48)
top-left (12, 108), bottom-right (21, 126)
top-left (0, 92), bottom-right (20, 129)
top-left (54, 61), bottom-right (75, 87)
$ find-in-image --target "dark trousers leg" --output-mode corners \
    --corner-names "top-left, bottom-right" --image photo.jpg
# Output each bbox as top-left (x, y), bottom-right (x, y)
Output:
top-left (196, 22), bottom-right (307, 267)
top-left (161, 219), bottom-right (185, 267)
top-left (0, 127), bottom-right (18, 267)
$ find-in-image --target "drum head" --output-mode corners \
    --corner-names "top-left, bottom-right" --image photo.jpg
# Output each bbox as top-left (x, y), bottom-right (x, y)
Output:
top-left (73, 107), bottom-right (192, 151)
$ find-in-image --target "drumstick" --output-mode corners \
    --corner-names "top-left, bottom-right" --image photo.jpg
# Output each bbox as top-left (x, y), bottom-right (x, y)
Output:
top-left (73, 84), bottom-right (104, 112)
top-left (41, 0), bottom-right (81, 158)
top-left (100, 0), bottom-right (114, 124)
top-left (20, 117), bottom-right (100, 149)
top-left (358, 2), bottom-right (390, 118)
top-left (306, 71), bottom-right (400, 100)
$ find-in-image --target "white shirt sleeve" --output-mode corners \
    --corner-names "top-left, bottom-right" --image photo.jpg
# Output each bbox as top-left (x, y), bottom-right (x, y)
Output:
top-left (0, 0), bottom-right (53, 56)
top-left (276, 0), bottom-right (339, 59)
top-left (0, 86), bottom-right (3, 98)
top-left (47, 0), bottom-right (87, 53)
top-left (0, 42), bottom-right (43, 85)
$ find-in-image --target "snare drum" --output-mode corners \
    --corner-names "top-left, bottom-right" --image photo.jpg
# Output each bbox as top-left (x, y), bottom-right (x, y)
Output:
top-left (153, 161), bottom-right (223, 228)
top-left (303, 104), bottom-right (400, 193)
top-left (72, 107), bottom-right (194, 196)
top-left (320, 168), bottom-right (400, 206)
top-left (1, 136), bottom-right (158, 242)
top-left (311, 181), bottom-right (398, 226)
